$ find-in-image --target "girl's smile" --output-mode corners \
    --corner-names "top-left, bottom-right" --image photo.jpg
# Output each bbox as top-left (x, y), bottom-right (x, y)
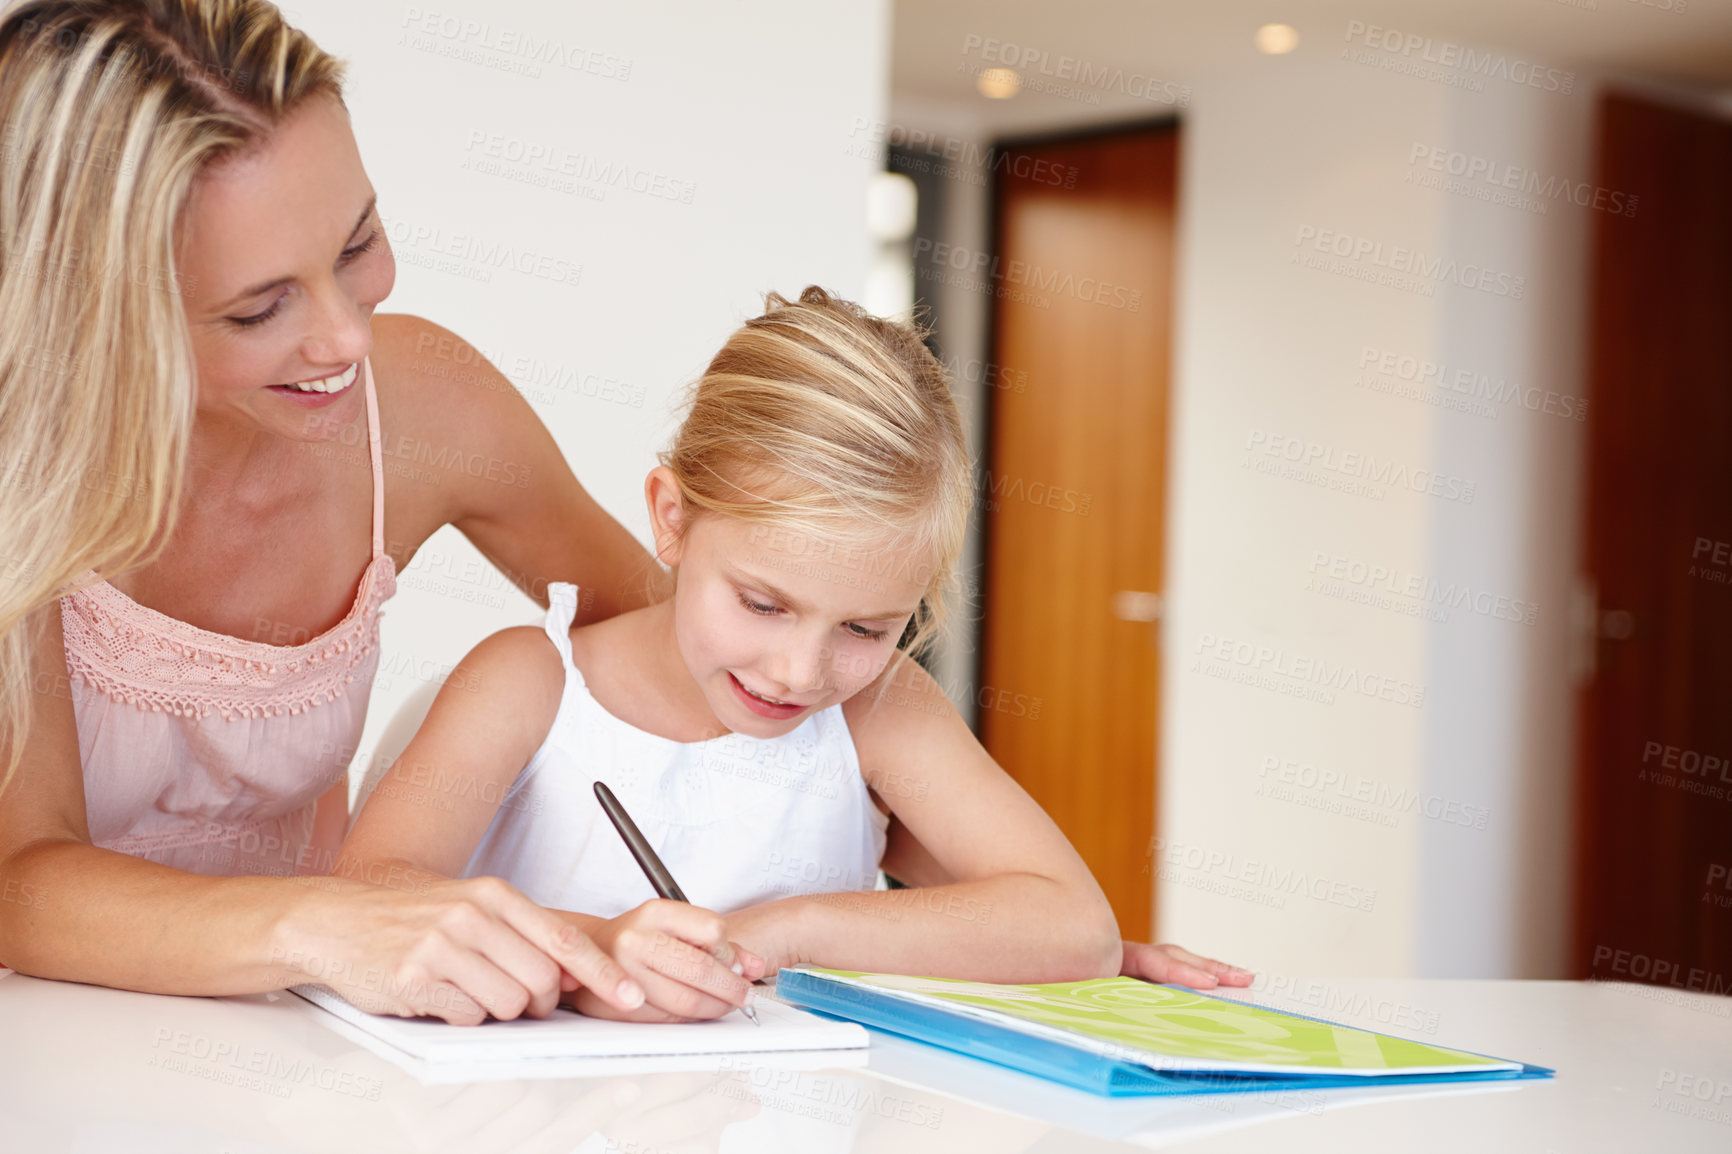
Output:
top-left (727, 671), bottom-right (808, 720)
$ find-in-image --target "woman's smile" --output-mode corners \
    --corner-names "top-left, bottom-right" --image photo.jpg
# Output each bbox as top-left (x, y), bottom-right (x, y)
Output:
top-left (266, 361), bottom-right (359, 405)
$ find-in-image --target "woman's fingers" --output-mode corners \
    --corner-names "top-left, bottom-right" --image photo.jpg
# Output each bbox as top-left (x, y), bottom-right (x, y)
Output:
top-left (414, 930), bottom-right (549, 1023)
top-left (418, 891), bottom-right (566, 1019)
top-left (333, 967), bottom-right (486, 1023)
top-left (282, 874), bottom-right (636, 1024)
top-left (406, 978), bottom-right (492, 1025)
top-left (484, 881), bottom-right (646, 1013)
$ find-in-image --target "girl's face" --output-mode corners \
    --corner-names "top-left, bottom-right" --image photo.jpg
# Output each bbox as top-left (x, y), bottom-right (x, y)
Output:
top-left (176, 94), bottom-right (395, 443)
top-left (649, 472), bottom-right (933, 738)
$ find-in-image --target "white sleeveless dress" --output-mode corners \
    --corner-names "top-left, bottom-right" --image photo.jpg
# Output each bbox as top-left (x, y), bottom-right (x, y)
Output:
top-left (464, 583), bottom-right (889, 916)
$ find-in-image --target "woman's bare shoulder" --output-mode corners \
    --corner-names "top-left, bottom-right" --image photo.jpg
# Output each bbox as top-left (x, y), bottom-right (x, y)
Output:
top-left (367, 313), bottom-right (497, 435)
top-left (364, 313), bottom-right (557, 559)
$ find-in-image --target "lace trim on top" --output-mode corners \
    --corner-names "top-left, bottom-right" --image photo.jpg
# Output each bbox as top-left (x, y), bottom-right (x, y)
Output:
top-left (60, 557), bottom-right (397, 720)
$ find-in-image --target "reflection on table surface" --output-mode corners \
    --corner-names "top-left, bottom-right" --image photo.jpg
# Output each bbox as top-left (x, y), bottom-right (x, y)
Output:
top-left (3, 973), bottom-right (1729, 1153)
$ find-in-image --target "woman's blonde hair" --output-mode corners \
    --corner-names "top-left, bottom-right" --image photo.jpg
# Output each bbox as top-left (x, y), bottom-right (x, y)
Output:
top-left (660, 286), bottom-right (973, 659)
top-left (0, 0), bottom-right (345, 790)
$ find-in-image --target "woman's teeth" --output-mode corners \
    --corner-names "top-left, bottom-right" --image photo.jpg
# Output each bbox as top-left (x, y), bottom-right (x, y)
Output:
top-left (280, 363), bottom-right (358, 394)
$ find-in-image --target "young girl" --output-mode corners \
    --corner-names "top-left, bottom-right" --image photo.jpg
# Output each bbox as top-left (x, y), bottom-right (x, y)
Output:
top-left (340, 288), bottom-right (1240, 1024)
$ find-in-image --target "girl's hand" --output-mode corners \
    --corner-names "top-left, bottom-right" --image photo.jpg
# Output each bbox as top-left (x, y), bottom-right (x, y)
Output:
top-left (721, 900), bottom-right (800, 977)
top-left (568, 900), bottom-right (765, 1022)
top-left (271, 875), bottom-right (646, 1025)
top-left (1119, 941), bottom-right (1254, 990)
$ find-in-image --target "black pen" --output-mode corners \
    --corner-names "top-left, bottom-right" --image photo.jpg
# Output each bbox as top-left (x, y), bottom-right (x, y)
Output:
top-left (593, 780), bottom-right (760, 1026)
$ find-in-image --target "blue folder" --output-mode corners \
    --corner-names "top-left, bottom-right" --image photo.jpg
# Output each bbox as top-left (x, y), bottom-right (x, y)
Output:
top-left (775, 969), bottom-right (1554, 1098)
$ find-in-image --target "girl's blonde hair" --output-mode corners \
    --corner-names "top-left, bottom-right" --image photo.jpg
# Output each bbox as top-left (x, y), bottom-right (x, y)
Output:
top-left (660, 286), bottom-right (973, 658)
top-left (0, 0), bottom-right (345, 790)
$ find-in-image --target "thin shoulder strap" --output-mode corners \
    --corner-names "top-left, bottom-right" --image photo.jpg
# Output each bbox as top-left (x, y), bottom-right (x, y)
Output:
top-left (542, 582), bottom-right (586, 684)
top-left (362, 357), bottom-right (384, 559)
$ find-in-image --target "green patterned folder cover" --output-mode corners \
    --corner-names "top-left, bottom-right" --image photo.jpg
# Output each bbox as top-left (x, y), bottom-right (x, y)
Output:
top-left (794, 969), bottom-right (1516, 1076)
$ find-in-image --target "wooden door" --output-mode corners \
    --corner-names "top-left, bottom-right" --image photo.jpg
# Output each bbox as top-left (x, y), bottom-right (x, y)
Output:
top-left (1575, 94), bottom-right (1732, 989)
top-left (980, 125), bottom-right (1177, 942)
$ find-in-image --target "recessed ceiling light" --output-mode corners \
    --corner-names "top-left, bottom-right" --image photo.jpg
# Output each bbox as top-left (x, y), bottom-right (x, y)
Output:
top-left (977, 67), bottom-right (1021, 99)
top-left (1255, 24), bottom-right (1299, 55)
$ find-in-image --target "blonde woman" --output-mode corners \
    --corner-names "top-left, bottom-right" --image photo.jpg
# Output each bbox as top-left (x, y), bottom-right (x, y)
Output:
top-left (0, 0), bottom-right (675, 1021)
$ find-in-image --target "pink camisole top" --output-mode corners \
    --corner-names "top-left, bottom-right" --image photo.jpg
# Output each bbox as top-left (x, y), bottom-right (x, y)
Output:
top-left (58, 358), bottom-right (396, 878)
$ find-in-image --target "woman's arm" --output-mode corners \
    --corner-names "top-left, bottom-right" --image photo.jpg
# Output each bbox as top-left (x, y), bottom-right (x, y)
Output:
top-left (0, 604), bottom-right (641, 1022)
top-left (338, 626), bottom-right (759, 1021)
top-left (726, 657), bottom-right (1124, 984)
top-left (369, 314), bottom-right (671, 620)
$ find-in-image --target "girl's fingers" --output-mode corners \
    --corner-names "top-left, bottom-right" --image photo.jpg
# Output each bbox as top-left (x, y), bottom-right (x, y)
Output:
top-left (1163, 944), bottom-right (1255, 985)
top-left (567, 986), bottom-right (683, 1022)
top-left (627, 965), bottom-right (743, 1021)
top-left (1120, 940), bottom-right (1169, 981)
top-left (730, 942), bottom-right (767, 981)
top-left (644, 900), bottom-right (739, 970)
top-left (1210, 959), bottom-right (1255, 985)
top-left (1158, 944), bottom-right (1211, 968)
top-left (1170, 962), bottom-right (1220, 989)
top-left (1121, 941), bottom-right (1244, 989)
top-left (1200, 958), bottom-right (1254, 985)
top-left (621, 926), bottom-right (753, 1008)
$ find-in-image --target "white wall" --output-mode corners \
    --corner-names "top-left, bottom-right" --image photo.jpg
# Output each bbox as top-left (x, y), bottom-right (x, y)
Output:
top-left (280, 0), bottom-right (890, 794)
top-left (1160, 55), bottom-right (1594, 979)
top-left (1160, 57), bottom-right (1441, 978)
top-left (1416, 84), bottom-right (1593, 979)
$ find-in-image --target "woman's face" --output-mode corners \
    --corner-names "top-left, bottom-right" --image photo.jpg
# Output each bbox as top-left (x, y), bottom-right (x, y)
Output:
top-left (176, 95), bottom-right (395, 443)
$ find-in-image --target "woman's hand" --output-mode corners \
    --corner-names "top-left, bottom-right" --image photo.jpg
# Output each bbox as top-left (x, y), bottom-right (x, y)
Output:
top-left (566, 900), bottom-right (765, 1023)
top-left (269, 874), bottom-right (645, 1025)
top-left (1119, 941), bottom-right (1253, 990)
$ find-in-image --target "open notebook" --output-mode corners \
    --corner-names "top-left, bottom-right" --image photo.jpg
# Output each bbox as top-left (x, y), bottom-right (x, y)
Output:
top-left (776, 968), bottom-right (1553, 1097)
top-left (291, 983), bottom-right (866, 1071)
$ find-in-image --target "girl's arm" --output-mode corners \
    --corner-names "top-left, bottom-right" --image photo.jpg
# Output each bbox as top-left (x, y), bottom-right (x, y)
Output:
top-left (338, 626), bottom-right (761, 1022)
top-left (726, 657), bottom-right (1124, 983)
top-left (370, 315), bottom-right (671, 619)
top-left (881, 814), bottom-right (1253, 990)
top-left (0, 604), bottom-right (637, 1023)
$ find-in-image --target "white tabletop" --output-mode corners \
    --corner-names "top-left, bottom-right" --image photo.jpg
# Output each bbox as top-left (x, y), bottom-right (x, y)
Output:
top-left (2, 970), bottom-right (1727, 1152)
